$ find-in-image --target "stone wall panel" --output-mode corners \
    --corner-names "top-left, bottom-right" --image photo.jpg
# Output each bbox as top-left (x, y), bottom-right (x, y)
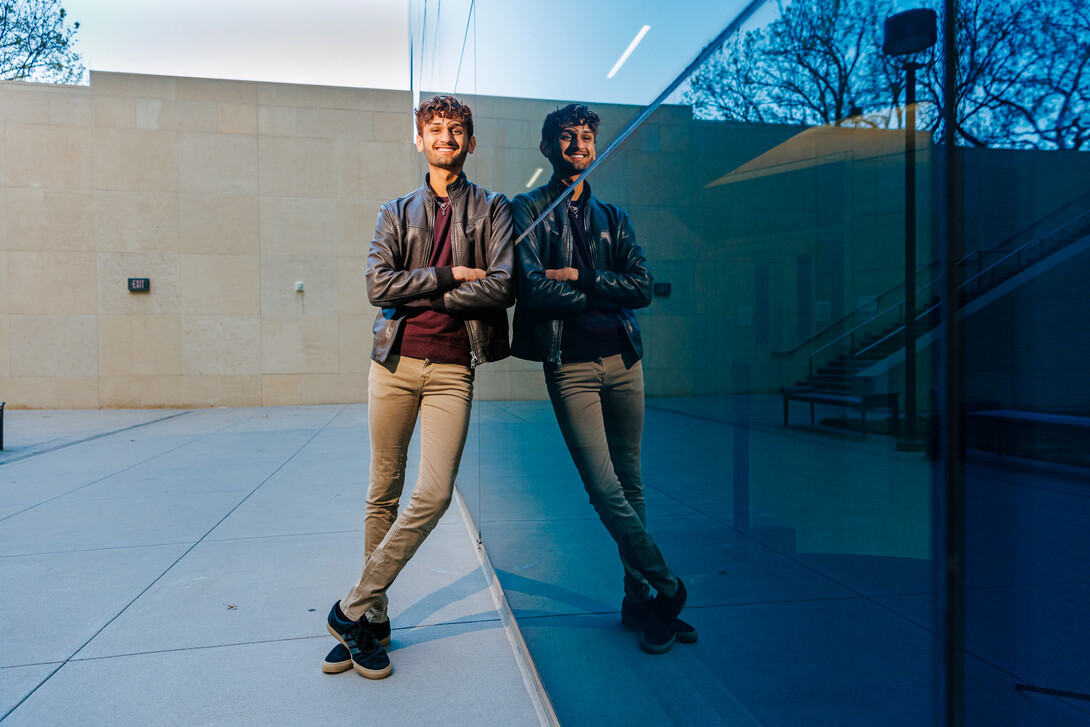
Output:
top-left (8, 251), bottom-right (97, 315)
top-left (98, 314), bottom-right (182, 376)
top-left (10, 315), bottom-right (98, 377)
top-left (6, 190), bottom-right (95, 252)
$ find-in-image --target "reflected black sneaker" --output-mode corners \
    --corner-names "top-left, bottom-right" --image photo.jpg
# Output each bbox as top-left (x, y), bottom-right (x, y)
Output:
top-left (622, 595), bottom-right (697, 644)
top-left (641, 579), bottom-right (690, 655)
top-left (326, 601), bottom-right (392, 679)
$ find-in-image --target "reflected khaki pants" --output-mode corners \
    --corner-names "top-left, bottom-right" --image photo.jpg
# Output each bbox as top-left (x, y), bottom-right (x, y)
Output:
top-left (341, 355), bottom-right (474, 622)
top-left (544, 352), bottom-right (678, 599)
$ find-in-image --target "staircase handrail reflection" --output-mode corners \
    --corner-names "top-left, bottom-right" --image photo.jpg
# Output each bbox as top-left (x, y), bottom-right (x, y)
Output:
top-left (959, 189), bottom-right (1090, 263)
top-left (771, 258), bottom-right (941, 359)
top-left (959, 210), bottom-right (1090, 296)
top-left (778, 201), bottom-right (1089, 380)
top-left (807, 269), bottom-right (943, 375)
top-left (812, 208), bottom-right (1089, 375)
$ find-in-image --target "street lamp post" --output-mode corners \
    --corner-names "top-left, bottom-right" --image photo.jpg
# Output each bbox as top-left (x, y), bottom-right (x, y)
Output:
top-left (883, 8), bottom-right (937, 449)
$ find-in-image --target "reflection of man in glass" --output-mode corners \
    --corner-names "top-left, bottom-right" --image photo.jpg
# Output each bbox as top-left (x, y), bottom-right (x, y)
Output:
top-left (325, 95), bottom-right (514, 679)
top-left (511, 104), bottom-right (696, 654)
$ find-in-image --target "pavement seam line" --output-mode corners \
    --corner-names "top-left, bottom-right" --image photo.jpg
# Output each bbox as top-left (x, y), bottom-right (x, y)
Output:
top-left (452, 486), bottom-right (562, 727)
top-left (1, 405), bottom-right (347, 722)
top-left (0, 411), bottom-right (192, 467)
top-left (0, 416), bottom-right (216, 524)
top-left (2, 617), bottom-right (516, 671)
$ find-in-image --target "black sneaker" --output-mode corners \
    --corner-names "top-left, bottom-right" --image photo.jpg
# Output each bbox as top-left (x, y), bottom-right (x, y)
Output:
top-left (641, 579), bottom-right (689, 655)
top-left (370, 618), bottom-right (391, 647)
top-left (322, 643), bottom-right (352, 674)
top-left (326, 601), bottom-right (392, 679)
top-left (321, 614), bottom-right (393, 674)
top-left (622, 595), bottom-right (698, 644)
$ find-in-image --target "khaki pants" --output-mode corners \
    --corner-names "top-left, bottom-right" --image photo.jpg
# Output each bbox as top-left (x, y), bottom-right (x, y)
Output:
top-left (341, 355), bottom-right (474, 622)
top-left (544, 352), bottom-right (678, 599)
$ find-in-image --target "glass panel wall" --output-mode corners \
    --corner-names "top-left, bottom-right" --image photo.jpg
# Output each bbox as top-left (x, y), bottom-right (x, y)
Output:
top-left (947, 0), bottom-right (1090, 723)
top-left (410, 0), bottom-right (1089, 723)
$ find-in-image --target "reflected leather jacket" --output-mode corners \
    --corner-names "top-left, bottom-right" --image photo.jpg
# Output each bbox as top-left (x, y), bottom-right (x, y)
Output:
top-left (367, 173), bottom-right (515, 366)
top-left (511, 178), bottom-right (652, 364)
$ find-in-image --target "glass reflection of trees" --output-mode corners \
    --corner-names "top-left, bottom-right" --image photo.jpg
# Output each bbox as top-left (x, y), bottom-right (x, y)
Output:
top-left (684, 0), bottom-right (1090, 150)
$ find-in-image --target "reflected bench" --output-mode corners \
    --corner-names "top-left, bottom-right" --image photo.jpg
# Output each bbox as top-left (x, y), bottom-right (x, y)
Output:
top-left (782, 386), bottom-right (899, 440)
top-left (966, 409), bottom-right (1090, 457)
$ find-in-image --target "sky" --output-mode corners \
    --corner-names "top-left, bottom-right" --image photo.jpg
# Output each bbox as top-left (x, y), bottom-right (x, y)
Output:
top-left (64, 0), bottom-right (409, 90)
top-left (62, 0), bottom-right (780, 106)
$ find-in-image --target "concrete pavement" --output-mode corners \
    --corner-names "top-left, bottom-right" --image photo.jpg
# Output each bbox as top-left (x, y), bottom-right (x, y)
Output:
top-left (3, 397), bottom-right (1088, 726)
top-left (0, 405), bottom-right (552, 726)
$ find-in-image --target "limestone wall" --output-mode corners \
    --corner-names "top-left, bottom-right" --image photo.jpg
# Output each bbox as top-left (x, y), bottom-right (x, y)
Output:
top-left (3, 72), bottom-right (1083, 409)
top-left (1, 73), bottom-right (415, 408)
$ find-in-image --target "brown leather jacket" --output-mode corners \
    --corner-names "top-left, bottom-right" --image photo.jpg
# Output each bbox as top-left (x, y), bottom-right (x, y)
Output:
top-left (367, 173), bottom-right (514, 366)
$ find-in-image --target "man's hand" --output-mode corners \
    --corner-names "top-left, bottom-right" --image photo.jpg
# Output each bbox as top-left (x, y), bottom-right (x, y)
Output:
top-left (452, 266), bottom-right (487, 282)
top-left (545, 268), bottom-right (579, 282)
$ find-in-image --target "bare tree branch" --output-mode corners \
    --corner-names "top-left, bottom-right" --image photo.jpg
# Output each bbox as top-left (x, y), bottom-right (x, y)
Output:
top-left (1, 0), bottom-right (84, 84)
top-left (683, 0), bottom-right (1089, 150)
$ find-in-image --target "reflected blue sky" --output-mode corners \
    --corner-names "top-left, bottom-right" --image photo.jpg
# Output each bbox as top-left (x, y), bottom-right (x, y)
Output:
top-left (64, 0), bottom-right (778, 104)
top-left (410, 0), bottom-right (777, 104)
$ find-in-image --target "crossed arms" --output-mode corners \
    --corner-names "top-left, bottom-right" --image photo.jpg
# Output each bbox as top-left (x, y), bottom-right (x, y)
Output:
top-left (366, 198), bottom-right (515, 313)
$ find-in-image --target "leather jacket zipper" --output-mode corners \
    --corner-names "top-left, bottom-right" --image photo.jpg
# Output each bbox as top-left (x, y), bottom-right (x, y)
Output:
top-left (447, 192), bottom-right (484, 368)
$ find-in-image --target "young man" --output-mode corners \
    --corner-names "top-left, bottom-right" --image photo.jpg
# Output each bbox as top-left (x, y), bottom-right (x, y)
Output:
top-left (325, 95), bottom-right (514, 679)
top-left (511, 104), bottom-right (696, 655)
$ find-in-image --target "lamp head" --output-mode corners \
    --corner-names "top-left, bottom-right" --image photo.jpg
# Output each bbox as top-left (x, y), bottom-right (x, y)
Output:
top-left (883, 8), bottom-right (938, 56)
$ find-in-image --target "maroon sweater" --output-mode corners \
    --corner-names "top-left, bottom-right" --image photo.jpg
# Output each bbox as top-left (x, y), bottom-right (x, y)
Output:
top-left (560, 199), bottom-right (627, 363)
top-left (396, 196), bottom-right (471, 365)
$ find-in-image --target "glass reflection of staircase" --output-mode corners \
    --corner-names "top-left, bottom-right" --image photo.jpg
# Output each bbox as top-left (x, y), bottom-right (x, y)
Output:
top-left (777, 194), bottom-right (1090, 397)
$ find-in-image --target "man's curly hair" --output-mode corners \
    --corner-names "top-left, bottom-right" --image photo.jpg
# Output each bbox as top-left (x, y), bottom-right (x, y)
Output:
top-left (541, 103), bottom-right (600, 142)
top-left (415, 95), bottom-right (474, 138)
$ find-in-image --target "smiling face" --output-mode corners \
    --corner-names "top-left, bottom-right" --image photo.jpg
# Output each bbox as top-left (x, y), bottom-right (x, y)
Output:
top-left (415, 115), bottom-right (475, 172)
top-left (541, 123), bottom-right (596, 179)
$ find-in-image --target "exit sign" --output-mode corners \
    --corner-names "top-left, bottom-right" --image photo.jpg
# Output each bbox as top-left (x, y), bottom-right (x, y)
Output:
top-left (128, 278), bottom-right (151, 292)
